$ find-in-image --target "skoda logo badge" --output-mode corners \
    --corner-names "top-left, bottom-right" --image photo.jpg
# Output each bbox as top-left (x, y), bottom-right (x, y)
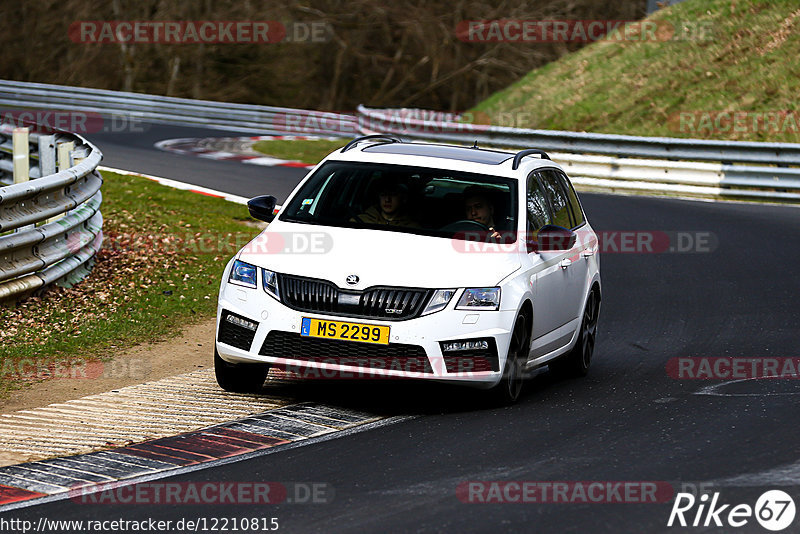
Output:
top-left (346, 274), bottom-right (360, 286)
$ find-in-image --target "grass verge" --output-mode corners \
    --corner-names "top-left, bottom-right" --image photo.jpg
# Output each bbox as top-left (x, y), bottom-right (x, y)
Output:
top-left (252, 138), bottom-right (346, 164)
top-left (472, 0), bottom-right (800, 143)
top-left (0, 171), bottom-right (261, 398)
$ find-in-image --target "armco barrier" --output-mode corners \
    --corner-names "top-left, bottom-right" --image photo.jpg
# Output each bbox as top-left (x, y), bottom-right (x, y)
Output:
top-left (3, 79), bottom-right (799, 202)
top-left (0, 79), bottom-right (357, 136)
top-left (0, 123), bottom-right (103, 302)
top-left (356, 106), bottom-right (800, 202)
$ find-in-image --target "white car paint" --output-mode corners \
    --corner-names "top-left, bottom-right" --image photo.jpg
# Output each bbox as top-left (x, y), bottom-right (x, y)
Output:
top-left (216, 139), bottom-right (601, 389)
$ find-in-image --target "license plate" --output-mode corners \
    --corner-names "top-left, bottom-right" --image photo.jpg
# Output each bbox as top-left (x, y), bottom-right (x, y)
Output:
top-left (300, 317), bottom-right (390, 345)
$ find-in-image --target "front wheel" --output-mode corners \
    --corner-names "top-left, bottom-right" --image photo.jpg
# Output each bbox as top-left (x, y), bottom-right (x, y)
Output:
top-left (550, 290), bottom-right (600, 378)
top-left (489, 312), bottom-right (530, 405)
top-left (214, 348), bottom-right (270, 393)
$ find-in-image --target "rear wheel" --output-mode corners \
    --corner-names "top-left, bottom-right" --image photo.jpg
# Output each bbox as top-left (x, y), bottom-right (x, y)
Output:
top-left (550, 290), bottom-right (599, 378)
top-left (490, 312), bottom-right (530, 405)
top-left (214, 348), bottom-right (270, 393)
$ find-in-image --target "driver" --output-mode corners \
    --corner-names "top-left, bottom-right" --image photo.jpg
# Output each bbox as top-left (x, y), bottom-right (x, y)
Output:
top-left (357, 178), bottom-right (419, 227)
top-left (463, 186), bottom-right (502, 240)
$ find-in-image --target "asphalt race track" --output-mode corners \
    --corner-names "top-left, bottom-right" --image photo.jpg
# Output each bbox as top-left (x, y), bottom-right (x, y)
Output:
top-left (89, 123), bottom-right (308, 201)
top-left (4, 124), bottom-right (800, 533)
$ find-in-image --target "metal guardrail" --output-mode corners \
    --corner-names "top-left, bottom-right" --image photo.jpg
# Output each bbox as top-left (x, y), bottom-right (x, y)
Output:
top-left (0, 79), bottom-right (357, 136)
top-left (0, 123), bottom-right (103, 302)
top-left (357, 106), bottom-right (800, 165)
top-left (357, 105), bottom-right (800, 202)
top-left (3, 79), bottom-right (799, 202)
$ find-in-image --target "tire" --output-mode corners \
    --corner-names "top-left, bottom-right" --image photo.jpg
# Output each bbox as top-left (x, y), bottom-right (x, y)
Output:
top-left (214, 347), bottom-right (270, 393)
top-left (490, 312), bottom-right (530, 405)
top-left (550, 290), bottom-right (600, 379)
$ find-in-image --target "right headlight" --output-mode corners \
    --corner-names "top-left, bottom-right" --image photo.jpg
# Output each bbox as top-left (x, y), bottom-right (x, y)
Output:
top-left (456, 287), bottom-right (501, 311)
top-left (421, 289), bottom-right (456, 316)
top-left (262, 268), bottom-right (280, 300)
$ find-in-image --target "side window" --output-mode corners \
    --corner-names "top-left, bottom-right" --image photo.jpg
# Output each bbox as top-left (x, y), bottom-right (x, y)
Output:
top-left (539, 170), bottom-right (572, 229)
top-left (526, 173), bottom-right (551, 236)
top-left (556, 171), bottom-right (585, 227)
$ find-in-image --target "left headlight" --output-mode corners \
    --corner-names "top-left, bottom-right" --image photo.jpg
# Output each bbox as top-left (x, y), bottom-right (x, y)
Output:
top-left (229, 259), bottom-right (257, 288)
top-left (456, 287), bottom-right (501, 311)
top-left (262, 268), bottom-right (280, 300)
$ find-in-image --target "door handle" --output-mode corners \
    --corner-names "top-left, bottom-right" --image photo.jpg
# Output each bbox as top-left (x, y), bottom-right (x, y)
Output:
top-left (582, 249), bottom-right (595, 258)
top-left (560, 258), bottom-right (572, 269)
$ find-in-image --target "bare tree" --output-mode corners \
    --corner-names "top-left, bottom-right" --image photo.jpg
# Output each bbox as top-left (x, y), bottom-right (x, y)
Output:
top-left (0, 0), bottom-right (646, 110)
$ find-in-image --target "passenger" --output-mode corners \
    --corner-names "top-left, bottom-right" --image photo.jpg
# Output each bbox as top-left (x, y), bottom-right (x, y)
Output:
top-left (357, 179), bottom-right (419, 227)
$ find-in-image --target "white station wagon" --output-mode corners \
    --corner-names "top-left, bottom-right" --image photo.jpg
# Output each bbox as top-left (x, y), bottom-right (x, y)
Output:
top-left (215, 135), bottom-right (601, 403)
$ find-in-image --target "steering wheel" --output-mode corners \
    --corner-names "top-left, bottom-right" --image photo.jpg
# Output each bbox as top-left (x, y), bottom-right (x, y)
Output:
top-left (439, 219), bottom-right (490, 232)
top-left (347, 208), bottom-right (365, 224)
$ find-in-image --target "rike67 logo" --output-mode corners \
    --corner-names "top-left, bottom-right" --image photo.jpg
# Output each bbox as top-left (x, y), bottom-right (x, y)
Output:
top-left (668, 490), bottom-right (796, 531)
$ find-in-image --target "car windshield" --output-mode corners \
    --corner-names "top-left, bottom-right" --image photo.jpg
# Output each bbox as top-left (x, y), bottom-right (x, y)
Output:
top-left (280, 161), bottom-right (518, 241)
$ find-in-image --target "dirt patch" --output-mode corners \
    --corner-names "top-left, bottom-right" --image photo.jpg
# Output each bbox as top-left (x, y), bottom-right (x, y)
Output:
top-left (0, 319), bottom-right (216, 413)
top-left (759, 9), bottom-right (800, 55)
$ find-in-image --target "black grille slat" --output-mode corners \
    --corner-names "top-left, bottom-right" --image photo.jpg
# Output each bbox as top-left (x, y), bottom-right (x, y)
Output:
top-left (260, 331), bottom-right (433, 374)
top-left (277, 274), bottom-right (431, 321)
top-left (408, 291), bottom-right (422, 311)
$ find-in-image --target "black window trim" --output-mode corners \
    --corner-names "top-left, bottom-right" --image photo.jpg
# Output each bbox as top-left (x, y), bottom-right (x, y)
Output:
top-left (534, 167), bottom-right (587, 232)
top-left (525, 171), bottom-right (552, 231)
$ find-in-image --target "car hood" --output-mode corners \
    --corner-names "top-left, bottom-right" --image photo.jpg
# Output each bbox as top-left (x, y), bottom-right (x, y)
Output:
top-left (236, 220), bottom-right (521, 290)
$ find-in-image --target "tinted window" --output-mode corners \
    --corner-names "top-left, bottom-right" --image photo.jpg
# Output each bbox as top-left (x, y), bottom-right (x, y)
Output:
top-left (538, 170), bottom-right (572, 229)
top-left (556, 171), bottom-right (585, 227)
top-left (279, 161), bottom-right (517, 241)
top-left (526, 174), bottom-right (551, 235)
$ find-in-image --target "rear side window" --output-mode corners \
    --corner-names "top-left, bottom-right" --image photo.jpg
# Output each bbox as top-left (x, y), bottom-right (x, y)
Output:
top-left (526, 174), bottom-right (551, 234)
top-left (537, 170), bottom-right (572, 229)
top-left (555, 171), bottom-right (585, 227)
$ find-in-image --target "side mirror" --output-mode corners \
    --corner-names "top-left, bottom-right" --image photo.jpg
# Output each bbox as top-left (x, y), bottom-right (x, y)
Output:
top-left (247, 195), bottom-right (278, 223)
top-left (533, 225), bottom-right (576, 252)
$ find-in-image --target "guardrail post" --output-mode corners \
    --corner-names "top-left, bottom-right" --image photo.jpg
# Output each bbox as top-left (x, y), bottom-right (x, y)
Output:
top-left (12, 127), bottom-right (35, 232)
top-left (52, 140), bottom-right (76, 222)
top-left (12, 127), bottom-right (29, 184)
top-left (57, 140), bottom-right (74, 171)
top-left (40, 135), bottom-right (59, 224)
top-left (38, 134), bottom-right (56, 176)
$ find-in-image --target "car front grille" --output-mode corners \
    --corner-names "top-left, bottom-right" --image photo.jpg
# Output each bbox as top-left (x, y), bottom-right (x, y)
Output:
top-left (217, 310), bottom-right (258, 351)
top-left (259, 331), bottom-right (433, 374)
top-left (278, 274), bottom-right (431, 321)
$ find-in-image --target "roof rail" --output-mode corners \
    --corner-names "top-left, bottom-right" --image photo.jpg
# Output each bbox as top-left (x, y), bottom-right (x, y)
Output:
top-left (511, 149), bottom-right (551, 170)
top-left (341, 134), bottom-right (405, 152)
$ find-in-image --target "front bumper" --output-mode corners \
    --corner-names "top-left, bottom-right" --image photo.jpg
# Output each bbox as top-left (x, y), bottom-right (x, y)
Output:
top-left (215, 282), bottom-right (516, 386)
